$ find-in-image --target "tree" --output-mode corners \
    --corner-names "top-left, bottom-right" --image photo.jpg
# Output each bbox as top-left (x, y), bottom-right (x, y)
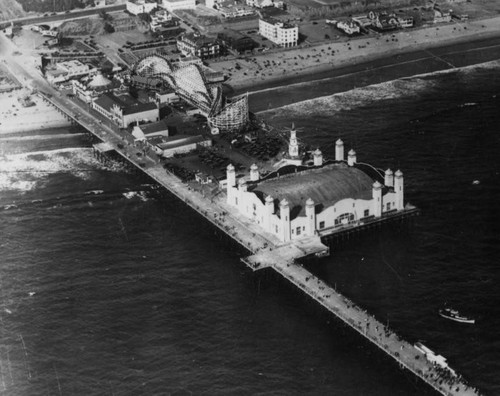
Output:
top-left (99, 10), bottom-right (112, 21)
top-left (103, 22), bottom-right (115, 34)
top-left (138, 13), bottom-right (152, 23)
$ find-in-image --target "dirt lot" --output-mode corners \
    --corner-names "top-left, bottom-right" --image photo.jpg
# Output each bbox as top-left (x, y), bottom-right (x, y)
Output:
top-left (97, 29), bottom-right (152, 51)
top-left (0, 0), bottom-right (30, 21)
top-left (11, 28), bottom-right (48, 52)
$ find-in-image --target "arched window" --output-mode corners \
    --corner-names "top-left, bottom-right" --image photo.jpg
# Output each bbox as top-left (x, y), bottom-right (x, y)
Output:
top-left (334, 213), bottom-right (355, 227)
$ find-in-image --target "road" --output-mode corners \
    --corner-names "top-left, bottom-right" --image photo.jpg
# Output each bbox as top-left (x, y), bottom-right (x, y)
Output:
top-left (0, 4), bottom-right (126, 29)
top-left (242, 35), bottom-right (500, 111)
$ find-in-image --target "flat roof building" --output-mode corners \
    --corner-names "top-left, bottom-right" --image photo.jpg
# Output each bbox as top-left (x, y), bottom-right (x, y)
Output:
top-left (92, 92), bottom-right (159, 128)
top-left (46, 60), bottom-right (94, 84)
top-left (161, 0), bottom-right (196, 12)
top-left (126, 0), bottom-right (157, 15)
top-left (259, 17), bottom-right (298, 48)
top-left (218, 29), bottom-right (258, 54)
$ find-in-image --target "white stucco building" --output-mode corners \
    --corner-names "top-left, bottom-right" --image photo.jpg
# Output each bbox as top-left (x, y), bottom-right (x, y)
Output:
top-left (46, 60), bottom-right (94, 84)
top-left (92, 92), bottom-right (159, 128)
top-left (126, 0), bottom-right (157, 15)
top-left (259, 17), bottom-right (298, 47)
top-left (162, 0), bottom-right (196, 12)
top-left (337, 20), bottom-right (360, 35)
top-left (224, 135), bottom-right (405, 243)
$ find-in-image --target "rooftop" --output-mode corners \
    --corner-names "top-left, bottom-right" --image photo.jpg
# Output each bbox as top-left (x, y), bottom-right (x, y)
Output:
top-left (93, 92), bottom-right (157, 115)
top-left (157, 134), bottom-right (207, 150)
top-left (254, 163), bottom-right (377, 218)
top-left (139, 119), bottom-right (169, 135)
top-left (261, 17), bottom-right (297, 29)
top-left (180, 33), bottom-right (219, 47)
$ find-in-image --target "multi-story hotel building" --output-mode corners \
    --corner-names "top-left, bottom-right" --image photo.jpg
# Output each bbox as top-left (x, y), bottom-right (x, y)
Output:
top-left (258, 17), bottom-right (298, 48)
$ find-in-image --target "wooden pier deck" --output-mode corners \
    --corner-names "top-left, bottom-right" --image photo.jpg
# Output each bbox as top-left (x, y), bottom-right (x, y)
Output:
top-left (272, 260), bottom-right (479, 396)
top-left (38, 92), bottom-right (480, 396)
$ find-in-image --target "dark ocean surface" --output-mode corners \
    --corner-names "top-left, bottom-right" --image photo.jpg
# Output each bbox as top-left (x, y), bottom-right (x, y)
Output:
top-left (0, 60), bottom-right (499, 395)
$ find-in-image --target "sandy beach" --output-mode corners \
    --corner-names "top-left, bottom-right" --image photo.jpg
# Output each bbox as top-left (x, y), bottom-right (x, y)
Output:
top-left (0, 91), bottom-right (71, 134)
top-left (209, 15), bottom-right (500, 93)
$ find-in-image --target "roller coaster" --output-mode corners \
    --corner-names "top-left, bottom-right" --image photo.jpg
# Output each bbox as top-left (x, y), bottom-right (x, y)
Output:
top-left (133, 55), bottom-right (249, 132)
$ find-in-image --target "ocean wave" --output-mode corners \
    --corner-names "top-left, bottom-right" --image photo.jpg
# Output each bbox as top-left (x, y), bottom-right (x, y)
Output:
top-left (0, 147), bottom-right (129, 192)
top-left (122, 191), bottom-right (150, 202)
top-left (1, 187), bottom-right (153, 212)
top-left (259, 77), bottom-right (438, 118)
top-left (85, 190), bottom-right (105, 195)
top-left (259, 59), bottom-right (500, 119)
top-left (0, 133), bottom-right (86, 142)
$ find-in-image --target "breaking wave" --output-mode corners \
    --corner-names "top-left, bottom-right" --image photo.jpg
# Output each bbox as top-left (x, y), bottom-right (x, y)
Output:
top-left (122, 190), bottom-right (150, 202)
top-left (259, 59), bottom-right (500, 119)
top-left (1, 187), bottom-right (156, 212)
top-left (260, 77), bottom-right (437, 118)
top-left (0, 132), bottom-right (86, 142)
top-left (0, 147), bottom-right (126, 192)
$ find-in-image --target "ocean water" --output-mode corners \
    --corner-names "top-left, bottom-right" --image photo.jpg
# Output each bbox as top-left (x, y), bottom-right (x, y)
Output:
top-left (0, 61), bottom-right (499, 395)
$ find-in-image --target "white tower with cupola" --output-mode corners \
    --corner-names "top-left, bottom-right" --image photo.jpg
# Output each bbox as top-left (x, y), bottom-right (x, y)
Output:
top-left (335, 139), bottom-right (344, 161)
top-left (313, 149), bottom-right (323, 166)
top-left (372, 180), bottom-right (383, 217)
top-left (280, 198), bottom-right (291, 242)
top-left (305, 198), bottom-right (316, 236)
top-left (226, 164), bottom-right (236, 204)
top-left (288, 124), bottom-right (299, 158)
top-left (394, 170), bottom-right (404, 210)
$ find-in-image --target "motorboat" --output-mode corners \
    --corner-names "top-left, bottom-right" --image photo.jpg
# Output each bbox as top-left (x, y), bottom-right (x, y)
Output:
top-left (439, 307), bottom-right (475, 324)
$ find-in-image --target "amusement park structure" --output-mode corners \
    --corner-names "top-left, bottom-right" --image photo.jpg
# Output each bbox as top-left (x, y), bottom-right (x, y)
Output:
top-left (133, 55), bottom-right (249, 132)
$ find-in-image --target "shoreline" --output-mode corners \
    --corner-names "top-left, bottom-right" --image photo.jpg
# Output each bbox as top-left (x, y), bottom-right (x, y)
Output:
top-left (246, 37), bottom-right (500, 113)
top-left (212, 15), bottom-right (500, 97)
top-left (0, 92), bottom-right (72, 134)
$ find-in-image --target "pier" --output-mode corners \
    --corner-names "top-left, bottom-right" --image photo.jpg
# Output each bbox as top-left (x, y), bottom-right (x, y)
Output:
top-left (39, 91), bottom-right (479, 396)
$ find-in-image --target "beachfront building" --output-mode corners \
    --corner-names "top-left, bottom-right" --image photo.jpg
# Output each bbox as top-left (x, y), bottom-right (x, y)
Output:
top-left (259, 18), bottom-right (298, 48)
top-left (434, 8), bottom-right (452, 23)
top-left (397, 16), bottom-right (414, 28)
top-left (224, 134), bottom-right (405, 242)
top-left (161, 0), bottom-right (196, 12)
top-left (46, 60), bottom-right (95, 84)
top-left (126, 0), bottom-right (157, 15)
top-left (72, 72), bottom-right (117, 103)
top-left (218, 29), bottom-right (258, 54)
top-left (372, 13), bottom-right (399, 31)
top-left (132, 119), bottom-right (170, 142)
top-left (336, 20), bottom-right (360, 35)
top-left (92, 92), bottom-right (159, 128)
top-left (177, 33), bottom-right (222, 60)
top-left (218, 6), bottom-right (255, 18)
top-left (246, 0), bottom-right (273, 8)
